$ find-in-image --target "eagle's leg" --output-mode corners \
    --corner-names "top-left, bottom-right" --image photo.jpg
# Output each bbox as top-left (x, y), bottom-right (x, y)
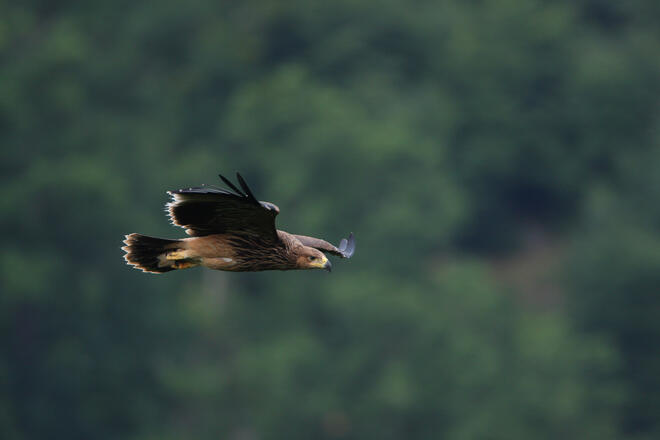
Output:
top-left (172, 259), bottom-right (198, 269)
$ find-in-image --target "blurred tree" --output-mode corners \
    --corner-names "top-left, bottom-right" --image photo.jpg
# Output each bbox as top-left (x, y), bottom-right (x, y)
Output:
top-left (566, 146), bottom-right (660, 439)
top-left (167, 265), bottom-right (620, 440)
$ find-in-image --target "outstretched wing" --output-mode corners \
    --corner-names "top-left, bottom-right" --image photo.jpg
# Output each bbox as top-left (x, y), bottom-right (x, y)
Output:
top-left (167, 172), bottom-right (280, 239)
top-left (293, 232), bottom-right (355, 258)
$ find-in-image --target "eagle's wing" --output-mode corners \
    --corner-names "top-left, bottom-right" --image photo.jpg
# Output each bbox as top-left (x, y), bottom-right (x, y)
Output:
top-left (167, 172), bottom-right (280, 239)
top-left (293, 232), bottom-right (355, 258)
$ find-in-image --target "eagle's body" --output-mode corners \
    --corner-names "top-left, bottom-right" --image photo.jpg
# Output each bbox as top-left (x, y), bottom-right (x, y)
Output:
top-left (122, 173), bottom-right (354, 273)
top-left (168, 231), bottom-right (317, 272)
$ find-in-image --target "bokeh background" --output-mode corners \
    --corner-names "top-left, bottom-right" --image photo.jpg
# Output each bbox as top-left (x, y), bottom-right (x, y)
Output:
top-left (2, 1), bottom-right (660, 439)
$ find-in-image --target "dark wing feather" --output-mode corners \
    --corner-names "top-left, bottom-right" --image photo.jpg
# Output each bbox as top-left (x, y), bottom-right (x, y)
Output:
top-left (236, 173), bottom-right (258, 201)
top-left (218, 173), bottom-right (247, 197)
top-left (167, 173), bottom-right (280, 238)
top-left (292, 232), bottom-right (355, 258)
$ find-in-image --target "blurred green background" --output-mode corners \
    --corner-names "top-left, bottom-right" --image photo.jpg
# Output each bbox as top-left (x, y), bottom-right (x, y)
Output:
top-left (2, 1), bottom-right (660, 439)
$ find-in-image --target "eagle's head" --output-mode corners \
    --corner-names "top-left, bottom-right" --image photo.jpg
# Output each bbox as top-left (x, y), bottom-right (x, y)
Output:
top-left (295, 247), bottom-right (332, 272)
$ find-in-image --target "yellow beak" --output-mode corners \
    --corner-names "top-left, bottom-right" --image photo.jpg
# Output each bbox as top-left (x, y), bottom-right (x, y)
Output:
top-left (310, 255), bottom-right (331, 272)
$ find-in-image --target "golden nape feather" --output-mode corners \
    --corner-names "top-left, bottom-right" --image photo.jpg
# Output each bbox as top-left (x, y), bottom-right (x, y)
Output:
top-left (122, 172), bottom-right (355, 274)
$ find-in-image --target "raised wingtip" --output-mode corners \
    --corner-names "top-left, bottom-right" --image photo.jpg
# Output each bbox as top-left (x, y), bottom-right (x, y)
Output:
top-left (339, 233), bottom-right (355, 258)
top-left (235, 172), bottom-right (258, 203)
top-left (345, 233), bottom-right (355, 258)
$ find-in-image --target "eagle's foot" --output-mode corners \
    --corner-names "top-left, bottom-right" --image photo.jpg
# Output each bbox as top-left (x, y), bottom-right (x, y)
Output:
top-left (166, 250), bottom-right (187, 260)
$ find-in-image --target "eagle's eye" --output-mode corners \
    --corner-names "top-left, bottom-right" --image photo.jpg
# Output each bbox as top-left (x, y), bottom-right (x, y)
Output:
top-left (308, 256), bottom-right (317, 262)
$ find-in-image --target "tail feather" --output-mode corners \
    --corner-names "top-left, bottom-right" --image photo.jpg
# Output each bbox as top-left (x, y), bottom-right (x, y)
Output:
top-left (122, 233), bottom-right (191, 273)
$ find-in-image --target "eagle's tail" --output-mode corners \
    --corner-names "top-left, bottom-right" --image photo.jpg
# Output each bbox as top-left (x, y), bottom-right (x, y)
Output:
top-left (122, 233), bottom-right (197, 273)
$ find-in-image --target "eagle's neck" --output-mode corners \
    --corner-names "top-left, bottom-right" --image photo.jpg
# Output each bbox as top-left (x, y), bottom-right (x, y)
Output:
top-left (227, 231), bottom-right (297, 271)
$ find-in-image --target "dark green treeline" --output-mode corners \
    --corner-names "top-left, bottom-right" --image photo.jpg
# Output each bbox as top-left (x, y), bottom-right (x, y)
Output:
top-left (2, 1), bottom-right (660, 439)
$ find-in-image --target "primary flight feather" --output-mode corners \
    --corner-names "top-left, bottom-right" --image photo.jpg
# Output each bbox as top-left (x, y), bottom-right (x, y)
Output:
top-left (122, 172), bottom-right (355, 273)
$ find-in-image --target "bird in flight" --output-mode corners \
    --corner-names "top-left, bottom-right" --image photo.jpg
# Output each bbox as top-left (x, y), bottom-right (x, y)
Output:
top-left (122, 173), bottom-right (355, 273)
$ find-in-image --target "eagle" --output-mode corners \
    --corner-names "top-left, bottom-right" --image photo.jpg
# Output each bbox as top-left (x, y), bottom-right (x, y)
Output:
top-left (122, 173), bottom-right (355, 273)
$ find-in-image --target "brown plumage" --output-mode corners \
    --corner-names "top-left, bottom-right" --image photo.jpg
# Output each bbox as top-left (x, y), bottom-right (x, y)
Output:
top-left (122, 172), bottom-right (355, 274)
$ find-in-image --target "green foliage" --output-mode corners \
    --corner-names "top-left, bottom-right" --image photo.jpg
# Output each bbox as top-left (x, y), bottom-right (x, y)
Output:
top-left (565, 166), bottom-right (660, 439)
top-left (2, 0), bottom-right (659, 438)
top-left (160, 266), bottom-right (619, 439)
